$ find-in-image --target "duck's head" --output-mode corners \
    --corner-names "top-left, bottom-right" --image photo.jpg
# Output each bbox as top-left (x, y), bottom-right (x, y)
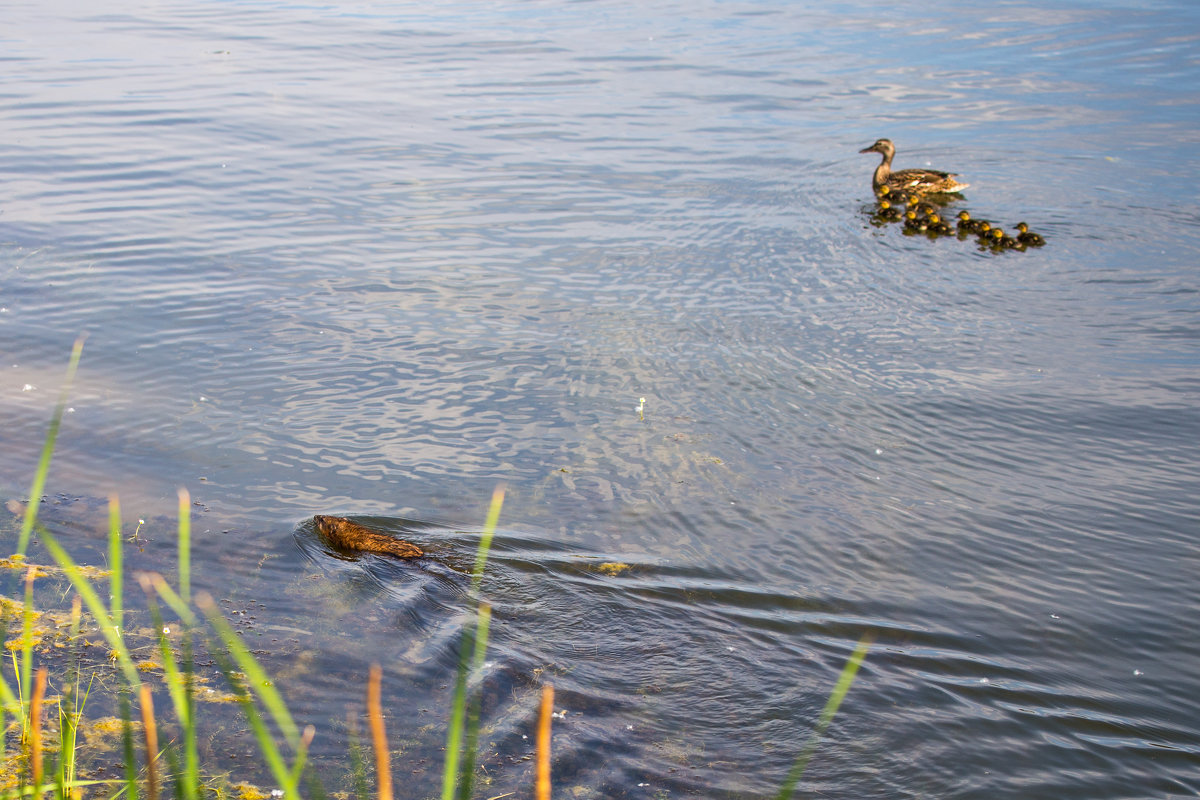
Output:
top-left (1016, 222), bottom-right (1030, 233)
top-left (957, 211), bottom-right (971, 222)
top-left (859, 138), bottom-right (895, 158)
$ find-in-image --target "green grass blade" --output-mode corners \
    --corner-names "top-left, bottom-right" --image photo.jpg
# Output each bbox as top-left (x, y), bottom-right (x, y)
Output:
top-left (20, 567), bottom-right (36, 736)
top-left (442, 487), bottom-right (505, 800)
top-left (775, 633), bottom-right (873, 800)
top-left (176, 489), bottom-right (191, 604)
top-left (137, 574), bottom-right (192, 733)
top-left (468, 486), bottom-right (504, 595)
top-left (109, 496), bottom-right (123, 635)
top-left (142, 567), bottom-right (203, 798)
top-left (143, 574), bottom-right (198, 629)
top-left (17, 335), bottom-right (85, 556)
top-left (455, 602), bottom-right (493, 800)
top-left (37, 524), bottom-right (141, 687)
top-left (195, 592), bottom-right (301, 750)
top-left (119, 691), bottom-right (140, 800)
top-left (440, 617), bottom-right (474, 800)
top-left (208, 643), bottom-right (295, 797)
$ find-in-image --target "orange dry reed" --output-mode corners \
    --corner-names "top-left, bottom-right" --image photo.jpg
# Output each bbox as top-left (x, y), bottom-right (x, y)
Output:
top-left (141, 683), bottom-right (160, 800)
top-left (368, 664), bottom-right (393, 800)
top-left (537, 684), bottom-right (554, 800)
top-left (31, 667), bottom-right (48, 787)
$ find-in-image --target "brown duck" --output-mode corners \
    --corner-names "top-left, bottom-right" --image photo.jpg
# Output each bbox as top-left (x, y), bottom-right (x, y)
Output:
top-left (313, 515), bottom-right (424, 558)
top-left (859, 138), bottom-right (969, 197)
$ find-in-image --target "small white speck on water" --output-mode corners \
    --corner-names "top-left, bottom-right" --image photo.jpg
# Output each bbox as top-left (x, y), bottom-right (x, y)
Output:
top-left (22, 384), bottom-right (34, 391)
top-left (979, 677), bottom-right (989, 684)
top-left (67, 407), bottom-right (75, 413)
top-left (1133, 669), bottom-right (1143, 677)
top-left (875, 448), bottom-right (883, 455)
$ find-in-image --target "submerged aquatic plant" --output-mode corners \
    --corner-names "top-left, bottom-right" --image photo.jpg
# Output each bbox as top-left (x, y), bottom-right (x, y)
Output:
top-left (775, 633), bottom-right (873, 800)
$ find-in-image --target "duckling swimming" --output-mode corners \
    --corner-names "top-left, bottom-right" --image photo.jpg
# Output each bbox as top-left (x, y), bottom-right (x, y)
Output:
top-left (875, 198), bottom-right (902, 221)
top-left (956, 210), bottom-right (988, 234)
top-left (926, 213), bottom-right (954, 236)
top-left (859, 138), bottom-right (970, 197)
top-left (988, 227), bottom-right (1019, 249)
top-left (1015, 222), bottom-right (1045, 246)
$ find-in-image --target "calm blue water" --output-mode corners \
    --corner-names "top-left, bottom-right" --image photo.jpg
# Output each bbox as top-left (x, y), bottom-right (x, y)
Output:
top-left (3, 1), bottom-right (1199, 797)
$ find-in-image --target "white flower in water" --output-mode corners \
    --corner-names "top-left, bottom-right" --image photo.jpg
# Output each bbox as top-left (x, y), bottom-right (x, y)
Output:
top-left (163, 627), bottom-right (171, 635)
top-left (270, 790), bottom-right (284, 798)
top-left (22, 384), bottom-right (34, 392)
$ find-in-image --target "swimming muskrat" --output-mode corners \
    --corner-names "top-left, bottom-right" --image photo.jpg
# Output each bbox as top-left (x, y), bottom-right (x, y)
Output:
top-left (313, 515), bottom-right (424, 559)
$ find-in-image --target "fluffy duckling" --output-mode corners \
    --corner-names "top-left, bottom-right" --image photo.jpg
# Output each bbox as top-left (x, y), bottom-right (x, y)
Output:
top-left (859, 138), bottom-right (970, 197)
top-left (875, 198), bottom-right (902, 221)
top-left (926, 213), bottom-right (954, 236)
top-left (1015, 222), bottom-right (1045, 246)
top-left (956, 210), bottom-right (988, 234)
top-left (989, 227), bottom-right (1019, 249)
top-left (903, 209), bottom-right (927, 232)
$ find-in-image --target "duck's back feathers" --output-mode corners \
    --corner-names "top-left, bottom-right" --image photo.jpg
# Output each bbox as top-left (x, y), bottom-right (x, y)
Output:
top-left (888, 168), bottom-right (969, 195)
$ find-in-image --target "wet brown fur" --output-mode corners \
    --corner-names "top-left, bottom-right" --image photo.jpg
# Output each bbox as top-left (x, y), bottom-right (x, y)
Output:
top-left (313, 515), bottom-right (424, 559)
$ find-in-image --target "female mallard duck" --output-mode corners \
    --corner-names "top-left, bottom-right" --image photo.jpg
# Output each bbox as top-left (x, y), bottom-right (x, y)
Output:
top-left (1015, 222), bottom-right (1045, 246)
top-left (860, 138), bottom-right (970, 197)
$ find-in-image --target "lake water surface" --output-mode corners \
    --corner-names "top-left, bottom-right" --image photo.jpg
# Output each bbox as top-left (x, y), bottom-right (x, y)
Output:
top-left (2, 1), bottom-right (1199, 797)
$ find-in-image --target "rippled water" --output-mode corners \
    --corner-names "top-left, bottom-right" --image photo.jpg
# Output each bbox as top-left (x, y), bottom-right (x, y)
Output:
top-left (3, 1), bottom-right (1199, 797)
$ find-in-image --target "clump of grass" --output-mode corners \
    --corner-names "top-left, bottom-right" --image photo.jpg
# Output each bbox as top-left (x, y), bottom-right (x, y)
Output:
top-left (3, 342), bottom-right (314, 799)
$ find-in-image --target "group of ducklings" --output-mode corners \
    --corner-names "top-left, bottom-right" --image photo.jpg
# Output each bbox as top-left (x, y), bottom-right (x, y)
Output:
top-left (869, 185), bottom-right (1045, 251)
top-left (860, 138), bottom-right (1046, 252)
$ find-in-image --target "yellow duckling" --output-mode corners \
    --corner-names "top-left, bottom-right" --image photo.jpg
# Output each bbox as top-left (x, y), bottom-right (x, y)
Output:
top-left (859, 138), bottom-right (970, 197)
top-left (956, 210), bottom-right (988, 234)
top-left (926, 213), bottom-right (953, 236)
top-left (1015, 222), bottom-right (1045, 246)
top-left (989, 228), bottom-right (1019, 249)
top-left (875, 198), bottom-right (902, 221)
